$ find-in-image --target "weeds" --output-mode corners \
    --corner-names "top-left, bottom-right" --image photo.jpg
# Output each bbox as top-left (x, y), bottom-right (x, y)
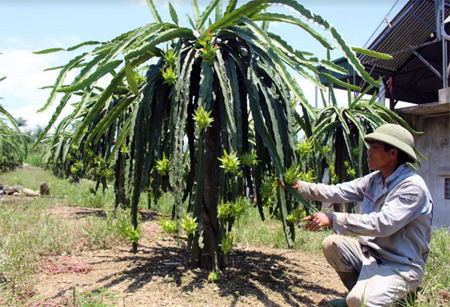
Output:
top-left (30, 287), bottom-right (120, 307)
top-left (0, 169), bottom-right (125, 306)
top-left (417, 228), bottom-right (450, 306)
top-left (233, 205), bottom-right (331, 252)
top-left (71, 286), bottom-right (120, 307)
top-left (116, 214), bottom-right (141, 245)
top-left (80, 208), bottom-right (130, 249)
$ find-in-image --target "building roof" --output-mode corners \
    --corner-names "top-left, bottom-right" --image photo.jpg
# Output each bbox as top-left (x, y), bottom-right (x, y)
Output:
top-left (362, 0), bottom-right (446, 71)
top-left (396, 101), bottom-right (450, 115)
top-left (318, 0), bottom-right (450, 106)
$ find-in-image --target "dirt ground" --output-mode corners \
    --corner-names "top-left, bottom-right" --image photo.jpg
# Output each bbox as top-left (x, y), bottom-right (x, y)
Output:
top-left (32, 206), bottom-right (347, 307)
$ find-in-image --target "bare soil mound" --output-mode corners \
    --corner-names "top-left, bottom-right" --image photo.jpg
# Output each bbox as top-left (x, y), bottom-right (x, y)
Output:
top-left (34, 206), bottom-right (347, 307)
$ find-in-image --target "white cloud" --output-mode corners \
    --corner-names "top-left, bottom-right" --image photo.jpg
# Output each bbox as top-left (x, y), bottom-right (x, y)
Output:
top-left (0, 49), bottom-right (58, 103)
top-left (0, 47), bottom-right (79, 130)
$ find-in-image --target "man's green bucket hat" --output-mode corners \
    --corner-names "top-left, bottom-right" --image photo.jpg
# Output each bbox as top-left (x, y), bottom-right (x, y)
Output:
top-left (364, 124), bottom-right (417, 163)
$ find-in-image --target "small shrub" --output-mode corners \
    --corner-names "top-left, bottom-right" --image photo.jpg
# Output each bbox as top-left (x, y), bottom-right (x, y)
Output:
top-left (208, 270), bottom-right (220, 283)
top-left (158, 215), bottom-right (177, 234)
top-left (116, 210), bottom-right (141, 245)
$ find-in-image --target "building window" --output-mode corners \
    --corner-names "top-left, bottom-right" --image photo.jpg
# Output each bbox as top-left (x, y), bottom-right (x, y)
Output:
top-left (446, 178), bottom-right (450, 200)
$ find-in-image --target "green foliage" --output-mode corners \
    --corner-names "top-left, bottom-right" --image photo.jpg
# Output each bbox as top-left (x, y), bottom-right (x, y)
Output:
top-left (0, 211), bottom-right (64, 301)
top-left (161, 47), bottom-right (179, 85)
top-left (300, 169), bottom-right (316, 183)
top-left (93, 156), bottom-right (114, 181)
top-left (81, 209), bottom-right (125, 249)
top-left (240, 150), bottom-right (259, 167)
top-left (296, 138), bottom-right (313, 156)
top-left (163, 48), bottom-right (178, 67)
top-left (0, 95), bottom-right (27, 162)
top-left (217, 200), bottom-right (232, 218)
top-left (328, 165), bottom-right (339, 184)
top-left (193, 106), bottom-right (214, 131)
top-left (351, 46), bottom-right (393, 60)
top-left (420, 228), bottom-right (450, 306)
top-left (180, 213), bottom-right (198, 235)
top-left (70, 160), bottom-right (84, 175)
top-left (283, 163), bottom-right (302, 185)
top-left (155, 153), bottom-right (170, 176)
top-left (219, 232), bottom-right (234, 254)
top-left (233, 204), bottom-right (330, 251)
top-left (260, 176), bottom-right (278, 208)
top-left (72, 286), bottom-right (120, 307)
top-left (1, 169), bottom-right (115, 209)
top-left (286, 206), bottom-right (306, 224)
top-left (151, 192), bottom-right (176, 215)
top-left (218, 196), bottom-right (247, 219)
top-left (120, 145), bottom-right (129, 154)
top-left (168, 3), bottom-right (179, 25)
top-left (344, 160), bottom-right (356, 180)
top-left (198, 30), bottom-right (218, 66)
top-left (125, 60), bottom-right (140, 95)
top-left (0, 114), bottom-right (27, 172)
top-left (208, 269), bottom-right (221, 283)
top-left (0, 169), bottom-right (133, 305)
top-left (116, 213), bottom-right (141, 244)
top-left (218, 149), bottom-right (240, 174)
top-left (161, 66), bottom-right (177, 84)
top-left (230, 196), bottom-right (246, 218)
top-left (158, 215), bottom-right (177, 234)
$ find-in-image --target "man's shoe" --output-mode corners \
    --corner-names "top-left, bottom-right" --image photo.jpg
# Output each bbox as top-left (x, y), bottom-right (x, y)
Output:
top-left (328, 298), bottom-right (349, 307)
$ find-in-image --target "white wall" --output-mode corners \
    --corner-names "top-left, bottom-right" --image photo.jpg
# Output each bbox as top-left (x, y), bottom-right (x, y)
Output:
top-left (413, 114), bottom-right (450, 228)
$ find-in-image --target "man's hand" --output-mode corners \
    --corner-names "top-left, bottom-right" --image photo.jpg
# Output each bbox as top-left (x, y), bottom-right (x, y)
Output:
top-left (301, 212), bottom-right (333, 231)
top-left (277, 177), bottom-right (285, 189)
top-left (277, 178), bottom-right (301, 190)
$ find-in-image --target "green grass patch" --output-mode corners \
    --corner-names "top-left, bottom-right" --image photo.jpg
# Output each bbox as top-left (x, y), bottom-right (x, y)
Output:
top-left (1, 168), bottom-right (116, 208)
top-left (417, 228), bottom-right (450, 306)
top-left (0, 169), bottom-right (130, 306)
top-left (233, 205), bottom-right (332, 253)
top-left (71, 286), bottom-right (121, 307)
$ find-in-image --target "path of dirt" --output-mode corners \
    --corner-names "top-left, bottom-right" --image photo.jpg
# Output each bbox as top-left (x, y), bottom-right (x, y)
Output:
top-left (33, 206), bottom-right (347, 307)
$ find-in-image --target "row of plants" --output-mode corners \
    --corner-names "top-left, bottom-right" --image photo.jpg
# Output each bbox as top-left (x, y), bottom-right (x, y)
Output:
top-left (32, 0), bottom-right (421, 272)
top-left (0, 76), bottom-right (28, 173)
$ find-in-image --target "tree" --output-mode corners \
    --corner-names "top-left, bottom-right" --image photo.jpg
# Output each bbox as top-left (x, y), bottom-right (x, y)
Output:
top-left (35, 0), bottom-right (385, 270)
top-left (15, 117), bottom-right (27, 128)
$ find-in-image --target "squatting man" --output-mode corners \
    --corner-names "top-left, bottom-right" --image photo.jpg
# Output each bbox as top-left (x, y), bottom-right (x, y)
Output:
top-left (280, 124), bottom-right (433, 307)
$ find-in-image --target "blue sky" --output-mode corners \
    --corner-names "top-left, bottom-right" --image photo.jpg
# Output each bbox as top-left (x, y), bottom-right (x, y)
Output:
top-left (0, 0), bottom-right (407, 129)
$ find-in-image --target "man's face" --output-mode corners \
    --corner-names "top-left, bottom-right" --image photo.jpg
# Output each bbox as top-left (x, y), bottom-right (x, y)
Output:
top-left (367, 141), bottom-right (395, 171)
